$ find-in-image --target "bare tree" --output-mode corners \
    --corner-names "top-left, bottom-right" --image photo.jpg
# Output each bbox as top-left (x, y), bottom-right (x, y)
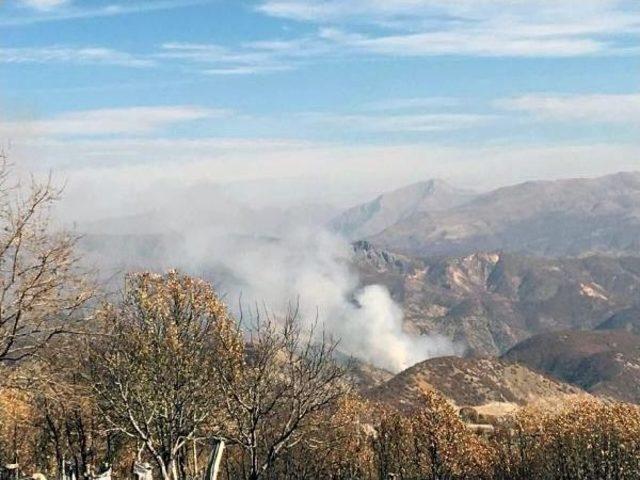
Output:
top-left (217, 307), bottom-right (350, 480)
top-left (28, 337), bottom-right (109, 480)
top-left (0, 159), bottom-right (93, 365)
top-left (88, 271), bottom-right (244, 480)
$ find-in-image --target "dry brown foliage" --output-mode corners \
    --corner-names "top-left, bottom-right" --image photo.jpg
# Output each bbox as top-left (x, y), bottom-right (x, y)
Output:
top-left (372, 390), bottom-right (495, 480)
top-left (3, 262), bottom-right (640, 480)
top-left (495, 396), bottom-right (640, 480)
top-left (87, 271), bottom-right (244, 480)
top-left (0, 387), bottom-right (37, 468)
top-left (218, 307), bottom-right (350, 480)
top-left (262, 394), bottom-right (375, 480)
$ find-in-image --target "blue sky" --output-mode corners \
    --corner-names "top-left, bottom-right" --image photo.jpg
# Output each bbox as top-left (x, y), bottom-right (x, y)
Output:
top-left (1, 0), bottom-right (640, 207)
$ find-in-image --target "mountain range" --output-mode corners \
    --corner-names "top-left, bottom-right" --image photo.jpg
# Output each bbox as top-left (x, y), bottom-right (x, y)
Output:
top-left (367, 356), bottom-right (582, 418)
top-left (342, 172), bottom-right (640, 412)
top-left (81, 171), bottom-right (640, 415)
top-left (335, 172), bottom-right (640, 258)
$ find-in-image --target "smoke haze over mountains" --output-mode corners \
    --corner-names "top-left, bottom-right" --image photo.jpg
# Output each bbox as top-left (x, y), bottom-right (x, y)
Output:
top-left (71, 181), bottom-right (460, 372)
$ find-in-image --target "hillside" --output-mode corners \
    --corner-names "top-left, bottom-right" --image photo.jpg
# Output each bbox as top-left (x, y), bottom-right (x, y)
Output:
top-left (365, 172), bottom-right (640, 258)
top-left (353, 241), bottom-right (640, 355)
top-left (597, 305), bottom-right (640, 334)
top-left (330, 179), bottom-right (475, 240)
top-left (369, 356), bottom-right (582, 415)
top-left (346, 358), bottom-right (394, 389)
top-left (503, 330), bottom-right (640, 403)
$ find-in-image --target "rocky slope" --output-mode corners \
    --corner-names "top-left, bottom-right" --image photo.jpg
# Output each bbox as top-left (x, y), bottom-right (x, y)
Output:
top-left (360, 172), bottom-right (640, 258)
top-left (353, 241), bottom-right (640, 355)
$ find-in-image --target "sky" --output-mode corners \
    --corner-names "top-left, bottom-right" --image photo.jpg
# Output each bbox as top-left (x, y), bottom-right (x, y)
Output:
top-left (2, 0), bottom-right (640, 211)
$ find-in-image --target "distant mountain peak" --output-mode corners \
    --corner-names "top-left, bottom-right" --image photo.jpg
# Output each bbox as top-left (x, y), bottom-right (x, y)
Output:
top-left (330, 178), bottom-right (476, 240)
top-left (367, 171), bottom-right (640, 258)
top-left (384, 178), bottom-right (467, 197)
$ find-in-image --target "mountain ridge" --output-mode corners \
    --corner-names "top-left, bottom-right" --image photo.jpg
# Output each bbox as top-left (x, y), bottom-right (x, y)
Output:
top-left (503, 329), bottom-right (640, 404)
top-left (368, 356), bottom-right (584, 416)
top-left (343, 171), bottom-right (640, 258)
top-left (330, 179), bottom-right (476, 240)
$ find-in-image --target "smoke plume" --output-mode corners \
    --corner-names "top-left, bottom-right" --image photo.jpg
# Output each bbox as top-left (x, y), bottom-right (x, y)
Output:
top-left (67, 179), bottom-right (459, 373)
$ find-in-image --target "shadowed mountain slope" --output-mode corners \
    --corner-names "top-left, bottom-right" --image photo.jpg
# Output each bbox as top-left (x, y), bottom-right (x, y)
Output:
top-left (503, 329), bottom-right (640, 403)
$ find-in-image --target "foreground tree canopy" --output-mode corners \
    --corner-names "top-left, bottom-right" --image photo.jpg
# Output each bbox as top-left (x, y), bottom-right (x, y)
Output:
top-left (88, 271), bottom-right (245, 480)
top-left (5, 266), bottom-right (640, 480)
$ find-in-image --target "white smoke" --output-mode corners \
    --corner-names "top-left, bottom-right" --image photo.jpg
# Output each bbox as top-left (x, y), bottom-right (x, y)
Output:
top-left (349, 285), bottom-right (459, 371)
top-left (164, 226), bottom-right (458, 372)
top-left (64, 179), bottom-right (459, 373)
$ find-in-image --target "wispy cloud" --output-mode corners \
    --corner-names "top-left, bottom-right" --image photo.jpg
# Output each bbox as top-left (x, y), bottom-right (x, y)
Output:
top-left (497, 93), bottom-right (640, 123)
top-left (319, 27), bottom-right (605, 58)
top-left (0, 45), bottom-right (154, 67)
top-left (202, 65), bottom-right (292, 75)
top-left (13, 137), bottom-right (640, 204)
top-left (11, 2), bottom-right (636, 78)
top-left (258, 0), bottom-right (640, 28)
top-left (365, 97), bottom-right (462, 111)
top-left (2, 0), bottom-right (208, 27)
top-left (158, 42), bottom-right (290, 75)
top-left (259, 0), bottom-right (640, 58)
top-left (303, 112), bottom-right (492, 133)
top-left (20, 0), bottom-right (69, 11)
top-left (0, 106), bottom-right (227, 137)
top-left (150, 1), bottom-right (640, 78)
top-left (158, 39), bottom-right (329, 75)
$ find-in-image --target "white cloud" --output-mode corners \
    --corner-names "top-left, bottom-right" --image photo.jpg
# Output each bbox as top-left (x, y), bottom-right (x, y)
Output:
top-left (259, 0), bottom-right (637, 25)
top-left (158, 39), bottom-right (330, 75)
top-left (322, 28), bottom-right (605, 57)
top-left (498, 93), bottom-right (640, 123)
top-left (0, 46), bottom-right (154, 67)
top-left (365, 97), bottom-right (462, 111)
top-left (3, 0), bottom-right (208, 26)
top-left (304, 112), bottom-right (492, 132)
top-left (203, 65), bottom-right (292, 75)
top-left (0, 106), bottom-right (227, 137)
top-left (13, 1), bottom-right (632, 80)
top-left (159, 42), bottom-right (287, 75)
top-left (9, 134), bottom-right (640, 198)
top-left (20, 0), bottom-right (69, 10)
top-left (260, 0), bottom-right (640, 58)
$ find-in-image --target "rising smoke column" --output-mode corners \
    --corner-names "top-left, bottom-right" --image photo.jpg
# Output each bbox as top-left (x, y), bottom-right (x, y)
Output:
top-left (178, 227), bottom-right (459, 372)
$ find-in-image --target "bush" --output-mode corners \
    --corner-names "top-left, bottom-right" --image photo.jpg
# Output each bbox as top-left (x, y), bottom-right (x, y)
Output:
top-left (372, 390), bottom-right (495, 480)
top-left (494, 397), bottom-right (640, 480)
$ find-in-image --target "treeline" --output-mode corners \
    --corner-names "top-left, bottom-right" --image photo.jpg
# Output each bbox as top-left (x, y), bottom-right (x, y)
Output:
top-left (2, 162), bottom-right (640, 480)
top-left (4, 318), bottom-right (640, 480)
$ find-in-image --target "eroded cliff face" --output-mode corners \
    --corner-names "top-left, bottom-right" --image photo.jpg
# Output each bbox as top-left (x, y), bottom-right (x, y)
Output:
top-left (353, 242), bottom-right (640, 356)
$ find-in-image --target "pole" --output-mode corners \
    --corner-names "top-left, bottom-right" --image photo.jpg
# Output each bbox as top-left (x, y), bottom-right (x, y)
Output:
top-left (203, 440), bottom-right (225, 480)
